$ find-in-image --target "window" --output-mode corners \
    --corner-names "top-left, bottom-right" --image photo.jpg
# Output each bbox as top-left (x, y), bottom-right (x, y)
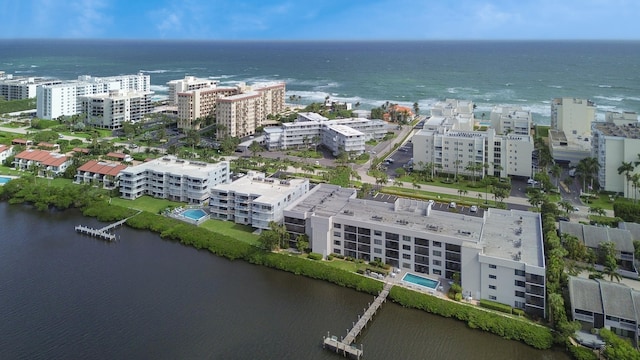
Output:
top-left (334, 223), bottom-right (341, 229)
top-left (333, 249), bottom-right (341, 254)
top-left (374, 248), bottom-right (382, 254)
top-left (374, 230), bottom-right (382, 236)
top-left (489, 264), bottom-right (497, 269)
top-left (433, 269), bottom-right (441, 275)
top-left (402, 244), bottom-right (411, 250)
top-left (432, 260), bottom-right (441, 266)
top-left (402, 263), bottom-right (411, 269)
top-left (515, 291), bottom-right (525, 298)
top-left (433, 241), bottom-right (441, 247)
top-left (402, 254), bottom-right (411, 259)
top-left (489, 285), bottom-right (496, 290)
top-left (432, 250), bottom-right (441, 257)
top-left (489, 295), bottom-right (497, 300)
top-left (374, 239), bottom-right (382, 245)
top-left (489, 274), bottom-right (497, 279)
top-left (333, 240), bottom-right (341, 245)
top-left (515, 280), bottom-right (525, 287)
top-left (334, 231), bottom-right (341, 237)
top-left (402, 235), bottom-right (411, 242)
top-left (514, 269), bottom-right (525, 276)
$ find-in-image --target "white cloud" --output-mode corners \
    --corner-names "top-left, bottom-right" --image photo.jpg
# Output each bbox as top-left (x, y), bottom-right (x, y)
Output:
top-left (69, 0), bottom-right (111, 38)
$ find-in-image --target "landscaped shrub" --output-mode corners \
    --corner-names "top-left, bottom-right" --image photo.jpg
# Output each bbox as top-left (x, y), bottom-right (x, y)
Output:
top-left (566, 341), bottom-right (598, 360)
top-left (389, 286), bottom-right (553, 349)
top-left (307, 252), bottom-right (322, 260)
top-left (513, 308), bottom-right (525, 317)
top-left (599, 328), bottom-right (640, 360)
top-left (614, 202), bottom-right (640, 223)
top-left (479, 299), bottom-right (513, 314)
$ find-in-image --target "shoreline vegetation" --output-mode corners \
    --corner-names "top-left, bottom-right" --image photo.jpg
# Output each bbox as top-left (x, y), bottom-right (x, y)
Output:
top-left (0, 177), bottom-right (554, 351)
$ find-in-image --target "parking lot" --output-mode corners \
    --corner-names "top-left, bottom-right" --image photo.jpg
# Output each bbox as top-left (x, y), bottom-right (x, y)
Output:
top-left (381, 141), bottom-right (414, 179)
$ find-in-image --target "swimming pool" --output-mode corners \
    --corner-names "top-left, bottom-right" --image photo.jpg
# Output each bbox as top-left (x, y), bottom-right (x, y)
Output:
top-left (0, 176), bottom-right (13, 185)
top-left (182, 209), bottom-right (208, 221)
top-left (402, 273), bottom-right (440, 290)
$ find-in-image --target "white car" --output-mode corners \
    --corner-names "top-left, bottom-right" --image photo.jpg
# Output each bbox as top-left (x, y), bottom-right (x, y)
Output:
top-left (527, 178), bottom-right (538, 185)
top-left (470, 205), bottom-right (478, 213)
top-left (573, 206), bottom-right (580, 211)
top-left (449, 202), bottom-right (457, 208)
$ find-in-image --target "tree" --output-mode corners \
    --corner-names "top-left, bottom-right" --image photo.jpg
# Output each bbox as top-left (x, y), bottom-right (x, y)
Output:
top-left (617, 161), bottom-right (634, 198)
top-left (550, 163), bottom-right (561, 188)
top-left (295, 234), bottom-right (309, 253)
top-left (258, 228), bottom-right (280, 251)
top-left (563, 234), bottom-right (587, 261)
top-left (588, 206), bottom-right (606, 217)
top-left (575, 157), bottom-right (600, 193)
top-left (527, 188), bottom-right (546, 211)
top-left (558, 200), bottom-right (573, 217)
top-left (598, 241), bottom-right (621, 282)
top-left (248, 140), bottom-right (262, 157)
top-left (412, 102), bottom-right (419, 116)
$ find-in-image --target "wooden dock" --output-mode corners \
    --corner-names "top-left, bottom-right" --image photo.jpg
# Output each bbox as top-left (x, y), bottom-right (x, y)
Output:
top-left (74, 211), bottom-right (141, 242)
top-left (74, 225), bottom-right (117, 241)
top-left (322, 282), bottom-right (393, 359)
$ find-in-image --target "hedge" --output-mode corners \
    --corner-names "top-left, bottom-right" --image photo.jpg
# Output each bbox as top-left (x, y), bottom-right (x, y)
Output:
top-left (566, 340), bottom-right (598, 360)
top-left (389, 286), bottom-right (553, 350)
top-left (479, 299), bottom-right (513, 314)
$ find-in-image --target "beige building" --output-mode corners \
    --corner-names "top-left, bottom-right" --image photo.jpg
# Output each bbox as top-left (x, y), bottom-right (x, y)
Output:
top-left (592, 112), bottom-right (640, 197)
top-left (167, 76), bottom-right (218, 106)
top-left (216, 92), bottom-right (262, 138)
top-left (549, 98), bottom-right (597, 165)
top-left (177, 86), bottom-right (238, 130)
top-left (490, 106), bottom-right (532, 136)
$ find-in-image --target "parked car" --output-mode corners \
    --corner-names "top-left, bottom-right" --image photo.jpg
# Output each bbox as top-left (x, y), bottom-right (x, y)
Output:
top-left (469, 205), bottom-right (478, 213)
top-left (449, 202), bottom-right (457, 208)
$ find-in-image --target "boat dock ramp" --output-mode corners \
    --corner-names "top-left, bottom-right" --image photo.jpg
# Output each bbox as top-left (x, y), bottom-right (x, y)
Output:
top-left (74, 211), bottom-right (141, 241)
top-left (322, 282), bottom-right (393, 359)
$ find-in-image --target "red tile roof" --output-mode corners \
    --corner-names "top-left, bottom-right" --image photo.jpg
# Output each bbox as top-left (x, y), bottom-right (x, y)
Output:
top-left (15, 149), bottom-right (68, 167)
top-left (0, 145), bottom-right (9, 153)
top-left (12, 138), bottom-right (31, 145)
top-left (106, 152), bottom-right (127, 159)
top-left (77, 160), bottom-right (127, 177)
top-left (72, 147), bottom-right (90, 154)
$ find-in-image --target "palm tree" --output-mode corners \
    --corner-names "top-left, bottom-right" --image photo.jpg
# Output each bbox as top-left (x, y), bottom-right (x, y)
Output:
top-left (558, 200), bottom-right (573, 217)
top-left (412, 102), bottom-right (420, 116)
top-left (550, 163), bottom-right (561, 188)
top-left (588, 206), bottom-right (606, 217)
top-left (576, 157), bottom-right (600, 193)
top-left (617, 161), bottom-right (634, 198)
top-left (632, 173), bottom-right (640, 204)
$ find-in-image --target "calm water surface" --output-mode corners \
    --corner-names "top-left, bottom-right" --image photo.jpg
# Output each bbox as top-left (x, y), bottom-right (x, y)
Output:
top-left (0, 203), bottom-right (568, 359)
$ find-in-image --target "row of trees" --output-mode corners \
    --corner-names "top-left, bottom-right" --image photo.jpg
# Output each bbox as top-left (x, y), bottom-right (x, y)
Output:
top-left (617, 153), bottom-right (640, 201)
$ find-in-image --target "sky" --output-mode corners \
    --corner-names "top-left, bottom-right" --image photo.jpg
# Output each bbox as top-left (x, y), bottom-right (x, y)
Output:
top-left (2, 0), bottom-right (639, 40)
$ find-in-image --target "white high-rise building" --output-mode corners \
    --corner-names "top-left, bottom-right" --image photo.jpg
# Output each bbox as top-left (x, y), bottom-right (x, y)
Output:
top-left (0, 74), bottom-right (62, 101)
top-left (490, 106), bottom-right (532, 135)
top-left (81, 90), bottom-right (153, 129)
top-left (36, 73), bottom-right (151, 120)
top-left (551, 97), bottom-right (596, 137)
top-left (592, 112), bottom-right (640, 197)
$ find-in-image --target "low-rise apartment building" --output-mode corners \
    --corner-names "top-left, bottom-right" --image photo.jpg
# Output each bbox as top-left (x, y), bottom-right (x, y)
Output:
top-left (209, 171), bottom-right (309, 230)
top-left (13, 149), bottom-right (70, 176)
top-left (119, 156), bottom-right (229, 205)
top-left (569, 277), bottom-right (640, 346)
top-left (283, 184), bottom-right (546, 317)
top-left (0, 145), bottom-right (13, 164)
top-left (74, 160), bottom-right (128, 189)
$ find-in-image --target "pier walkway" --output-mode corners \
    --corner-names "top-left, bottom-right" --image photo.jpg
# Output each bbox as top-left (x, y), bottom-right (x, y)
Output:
top-left (74, 211), bottom-right (141, 241)
top-left (323, 282), bottom-right (393, 359)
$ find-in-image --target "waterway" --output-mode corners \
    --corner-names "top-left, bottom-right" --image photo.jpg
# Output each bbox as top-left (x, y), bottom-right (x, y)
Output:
top-left (0, 202), bottom-right (569, 359)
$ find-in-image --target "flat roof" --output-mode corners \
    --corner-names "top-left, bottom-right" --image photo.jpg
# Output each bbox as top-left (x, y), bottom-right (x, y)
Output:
top-left (594, 121), bottom-right (640, 138)
top-left (285, 183), bottom-right (357, 218)
top-left (326, 124), bottom-right (364, 137)
top-left (122, 156), bottom-right (227, 178)
top-left (480, 209), bottom-right (543, 266)
top-left (212, 172), bottom-right (307, 204)
top-left (218, 91), bottom-right (260, 101)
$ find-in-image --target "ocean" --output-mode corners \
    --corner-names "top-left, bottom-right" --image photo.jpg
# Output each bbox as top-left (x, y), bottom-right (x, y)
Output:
top-left (1, 39), bottom-right (640, 124)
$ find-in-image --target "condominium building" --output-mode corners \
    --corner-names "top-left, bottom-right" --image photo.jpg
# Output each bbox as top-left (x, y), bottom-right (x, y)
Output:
top-left (74, 160), bottom-right (128, 189)
top-left (80, 90), bottom-right (153, 129)
top-left (263, 113), bottom-right (386, 156)
top-left (209, 171), bottom-right (309, 230)
top-left (413, 126), bottom-right (533, 178)
top-left (215, 92), bottom-right (261, 138)
top-left (489, 106), bottom-right (532, 135)
top-left (176, 86), bottom-right (239, 130)
top-left (322, 124), bottom-right (365, 156)
top-left (0, 145), bottom-right (13, 164)
top-left (549, 98), bottom-right (596, 165)
top-left (592, 113), bottom-right (640, 197)
top-left (13, 149), bottom-right (71, 176)
top-left (568, 277), bottom-right (640, 346)
top-left (119, 156), bottom-right (229, 205)
top-left (167, 76), bottom-right (218, 106)
top-left (283, 184), bottom-right (546, 317)
top-left (559, 221), bottom-right (637, 278)
top-left (0, 74), bottom-right (61, 100)
top-left (36, 73), bottom-right (151, 120)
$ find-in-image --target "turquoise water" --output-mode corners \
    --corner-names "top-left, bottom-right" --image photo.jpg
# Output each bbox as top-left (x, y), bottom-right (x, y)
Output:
top-left (0, 177), bottom-right (11, 184)
top-left (402, 273), bottom-right (440, 290)
top-left (182, 209), bottom-right (207, 221)
top-left (1, 40), bottom-right (639, 124)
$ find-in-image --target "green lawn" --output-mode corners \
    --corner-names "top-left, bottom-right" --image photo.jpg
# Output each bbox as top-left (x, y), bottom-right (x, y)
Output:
top-left (0, 98), bottom-right (36, 114)
top-left (199, 219), bottom-right (259, 245)
top-left (110, 195), bottom-right (184, 213)
top-left (382, 185), bottom-right (501, 208)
